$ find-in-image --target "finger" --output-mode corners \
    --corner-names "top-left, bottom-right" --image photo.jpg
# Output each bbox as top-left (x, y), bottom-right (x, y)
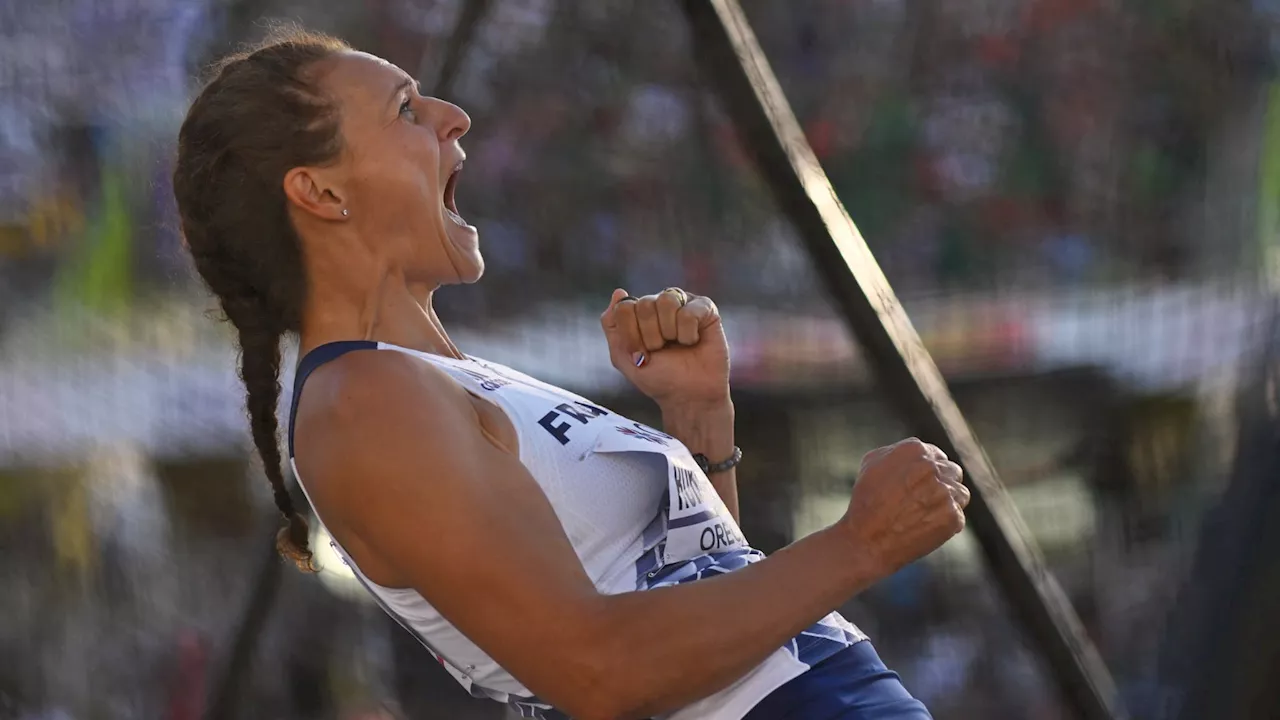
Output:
top-left (885, 439), bottom-right (928, 473)
top-left (922, 442), bottom-right (949, 463)
top-left (935, 459), bottom-right (963, 484)
top-left (635, 296), bottom-right (667, 352)
top-left (893, 437), bottom-right (925, 455)
top-left (675, 307), bottom-right (700, 346)
top-left (600, 288), bottom-right (631, 331)
top-left (678, 295), bottom-right (720, 340)
top-left (611, 296), bottom-right (646, 362)
top-left (656, 289), bottom-right (683, 343)
top-left (931, 459), bottom-right (968, 508)
top-left (600, 289), bottom-right (634, 367)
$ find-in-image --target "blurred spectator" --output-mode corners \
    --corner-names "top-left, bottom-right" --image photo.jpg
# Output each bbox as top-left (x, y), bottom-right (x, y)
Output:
top-left (0, 1), bottom-right (1271, 718)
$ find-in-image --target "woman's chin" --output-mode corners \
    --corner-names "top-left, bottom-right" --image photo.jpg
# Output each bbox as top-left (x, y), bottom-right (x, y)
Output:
top-left (458, 255), bottom-right (485, 284)
top-left (444, 223), bottom-right (484, 283)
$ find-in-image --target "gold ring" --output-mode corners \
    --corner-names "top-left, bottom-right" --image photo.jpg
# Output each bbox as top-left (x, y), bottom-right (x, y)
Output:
top-left (663, 287), bottom-right (688, 307)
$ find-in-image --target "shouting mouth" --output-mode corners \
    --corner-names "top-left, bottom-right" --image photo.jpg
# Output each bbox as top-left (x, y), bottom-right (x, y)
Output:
top-left (443, 161), bottom-right (472, 229)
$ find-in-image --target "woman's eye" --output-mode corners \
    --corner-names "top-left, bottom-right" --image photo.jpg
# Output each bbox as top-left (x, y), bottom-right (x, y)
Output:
top-left (399, 97), bottom-right (415, 118)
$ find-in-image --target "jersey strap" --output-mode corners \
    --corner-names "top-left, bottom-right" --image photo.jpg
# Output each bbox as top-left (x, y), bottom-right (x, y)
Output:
top-left (288, 340), bottom-right (379, 459)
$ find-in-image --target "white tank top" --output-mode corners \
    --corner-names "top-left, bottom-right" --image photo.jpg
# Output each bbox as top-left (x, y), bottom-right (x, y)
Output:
top-left (287, 341), bottom-right (865, 719)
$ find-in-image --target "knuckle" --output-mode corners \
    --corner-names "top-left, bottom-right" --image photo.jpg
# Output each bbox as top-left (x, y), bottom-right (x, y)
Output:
top-left (896, 437), bottom-right (925, 455)
top-left (931, 480), bottom-right (952, 501)
top-left (660, 312), bottom-right (679, 335)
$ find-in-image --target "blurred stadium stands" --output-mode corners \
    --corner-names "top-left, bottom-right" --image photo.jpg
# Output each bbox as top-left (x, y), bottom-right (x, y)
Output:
top-left (1, 0), bottom-right (1278, 718)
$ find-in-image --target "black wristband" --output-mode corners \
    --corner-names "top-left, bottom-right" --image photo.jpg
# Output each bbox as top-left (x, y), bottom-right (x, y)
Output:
top-left (693, 446), bottom-right (743, 475)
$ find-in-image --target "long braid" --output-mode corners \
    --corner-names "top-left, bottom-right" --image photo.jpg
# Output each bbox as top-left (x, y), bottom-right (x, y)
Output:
top-left (233, 300), bottom-right (313, 570)
top-left (173, 27), bottom-right (349, 571)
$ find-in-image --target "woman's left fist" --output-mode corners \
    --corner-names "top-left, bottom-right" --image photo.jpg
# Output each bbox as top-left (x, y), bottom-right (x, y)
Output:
top-left (600, 287), bottom-right (731, 408)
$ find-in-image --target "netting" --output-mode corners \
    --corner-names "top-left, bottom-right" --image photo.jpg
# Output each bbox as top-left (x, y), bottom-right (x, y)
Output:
top-left (1, 0), bottom-right (1278, 718)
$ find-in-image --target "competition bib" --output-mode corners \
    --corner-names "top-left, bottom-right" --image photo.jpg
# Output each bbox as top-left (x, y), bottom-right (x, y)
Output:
top-left (592, 420), bottom-right (749, 565)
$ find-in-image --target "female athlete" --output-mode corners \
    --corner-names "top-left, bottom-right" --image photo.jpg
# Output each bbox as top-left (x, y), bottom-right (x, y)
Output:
top-left (173, 29), bottom-right (969, 720)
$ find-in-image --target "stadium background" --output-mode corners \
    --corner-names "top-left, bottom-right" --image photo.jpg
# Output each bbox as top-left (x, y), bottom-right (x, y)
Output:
top-left (1, 0), bottom-right (1278, 718)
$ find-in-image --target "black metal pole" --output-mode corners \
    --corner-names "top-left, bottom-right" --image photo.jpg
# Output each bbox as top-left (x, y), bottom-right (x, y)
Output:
top-left (425, 0), bottom-right (494, 99)
top-left (1165, 302), bottom-right (1280, 720)
top-left (677, 2), bottom-right (1125, 718)
top-left (204, 525), bottom-right (284, 720)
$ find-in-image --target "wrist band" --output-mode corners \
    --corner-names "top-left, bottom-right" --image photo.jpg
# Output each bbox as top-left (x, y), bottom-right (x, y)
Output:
top-left (693, 446), bottom-right (743, 475)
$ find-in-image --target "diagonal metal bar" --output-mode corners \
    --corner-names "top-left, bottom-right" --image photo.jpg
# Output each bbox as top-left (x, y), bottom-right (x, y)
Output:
top-left (1166, 300), bottom-right (1280, 720)
top-left (204, 523), bottom-right (285, 720)
top-left (425, 0), bottom-right (494, 99)
top-left (677, 2), bottom-right (1125, 718)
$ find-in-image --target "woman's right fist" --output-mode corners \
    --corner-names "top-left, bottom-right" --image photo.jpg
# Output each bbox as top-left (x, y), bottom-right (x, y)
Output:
top-left (841, 438), bottom-right (970, 576)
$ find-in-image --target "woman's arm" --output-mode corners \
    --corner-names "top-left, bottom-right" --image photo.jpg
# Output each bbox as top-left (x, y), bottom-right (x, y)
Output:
top-left (661, 398), bottom-right (739, 522)
top-left (297, 350), bottom-right (967, 720)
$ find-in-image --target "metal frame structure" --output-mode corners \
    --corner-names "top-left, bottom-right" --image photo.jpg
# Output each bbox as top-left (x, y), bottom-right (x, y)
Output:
top-left (1163, 302), bottom-right (1280, 720)
top-left (678, 2), bottom-right (1122, 718)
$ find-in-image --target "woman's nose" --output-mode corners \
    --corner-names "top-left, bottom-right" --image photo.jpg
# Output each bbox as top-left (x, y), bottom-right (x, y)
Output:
top-left (430, 98), bottom-right (471, 143)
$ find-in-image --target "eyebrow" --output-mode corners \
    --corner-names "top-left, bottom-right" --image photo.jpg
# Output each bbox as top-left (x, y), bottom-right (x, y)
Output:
top-left (388, 77), bottom-right (422, 108)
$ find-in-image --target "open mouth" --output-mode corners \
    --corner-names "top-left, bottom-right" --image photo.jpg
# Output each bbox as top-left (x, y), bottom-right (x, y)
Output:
top-left (443, 161), bottom-right (471, 228)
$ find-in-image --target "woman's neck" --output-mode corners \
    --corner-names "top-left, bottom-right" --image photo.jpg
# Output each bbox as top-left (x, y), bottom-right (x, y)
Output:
top-left (299, 276), bottom-right (462, 360)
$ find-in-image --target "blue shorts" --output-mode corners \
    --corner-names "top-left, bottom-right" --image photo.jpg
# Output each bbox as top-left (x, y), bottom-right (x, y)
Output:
top-left (744, 641), bottom-right (932, 720)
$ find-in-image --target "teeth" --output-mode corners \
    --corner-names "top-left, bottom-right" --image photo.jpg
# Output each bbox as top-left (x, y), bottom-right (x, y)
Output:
top-left (444, 206), bottom-right (472, 228)
top-left (444, 160), bottom-right (470, 228)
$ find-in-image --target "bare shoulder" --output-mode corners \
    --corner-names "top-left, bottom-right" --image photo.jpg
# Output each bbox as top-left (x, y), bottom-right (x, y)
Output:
top-left (292, 349), bottom-right (484, 490)
top-left (297, 348), bottom-right (466, 432)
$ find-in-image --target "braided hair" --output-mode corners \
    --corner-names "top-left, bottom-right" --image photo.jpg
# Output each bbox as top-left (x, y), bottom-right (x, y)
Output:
top-left (173, 28), bottom-right (349, 570)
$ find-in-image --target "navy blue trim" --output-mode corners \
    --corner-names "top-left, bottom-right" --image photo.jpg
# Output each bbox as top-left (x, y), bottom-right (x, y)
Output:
top-left (668, 509), bottom-right (719, 529)
top-left (744, 641), bottom-right (932, 719)
top-left (288, 340), bottom-right (379, 459)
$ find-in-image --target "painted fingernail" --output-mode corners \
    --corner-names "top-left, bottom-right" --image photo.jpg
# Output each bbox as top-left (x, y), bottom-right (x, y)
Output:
top-left (632, 352), bottom-right (645, 367)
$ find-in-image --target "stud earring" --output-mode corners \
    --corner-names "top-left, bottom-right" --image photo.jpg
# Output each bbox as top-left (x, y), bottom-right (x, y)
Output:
top-left (341, 208), bottom-right (350, 217)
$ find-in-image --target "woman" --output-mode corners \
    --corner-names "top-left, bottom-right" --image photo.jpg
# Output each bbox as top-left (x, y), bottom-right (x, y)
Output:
top-left (173, 28), bottom-right (969, 720)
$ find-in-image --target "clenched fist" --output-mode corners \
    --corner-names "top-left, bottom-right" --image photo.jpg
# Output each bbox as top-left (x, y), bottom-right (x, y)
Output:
top-left (600, 288), bottom-right (731, 409)
top-left (841, 438), bottom-right (970, 574)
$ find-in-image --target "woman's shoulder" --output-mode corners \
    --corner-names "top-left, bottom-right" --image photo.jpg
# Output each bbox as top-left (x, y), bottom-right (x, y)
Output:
top-left (297, 347), bottom-right (476, 443)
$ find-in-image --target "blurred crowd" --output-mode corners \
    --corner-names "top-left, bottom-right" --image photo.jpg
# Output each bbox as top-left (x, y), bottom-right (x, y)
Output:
top-left (0, 0), bottom-right (1270, 330)
top-left (0, 0), bottom-right (1277, 718)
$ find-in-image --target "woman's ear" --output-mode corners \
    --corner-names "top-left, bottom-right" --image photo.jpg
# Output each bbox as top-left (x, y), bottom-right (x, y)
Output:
top-left (283, 166), bottom-right (348, 221)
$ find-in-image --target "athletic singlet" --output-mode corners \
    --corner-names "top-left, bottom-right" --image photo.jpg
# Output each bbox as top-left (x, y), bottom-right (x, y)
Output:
top-left (286, 341), bottom-right (866, 720)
